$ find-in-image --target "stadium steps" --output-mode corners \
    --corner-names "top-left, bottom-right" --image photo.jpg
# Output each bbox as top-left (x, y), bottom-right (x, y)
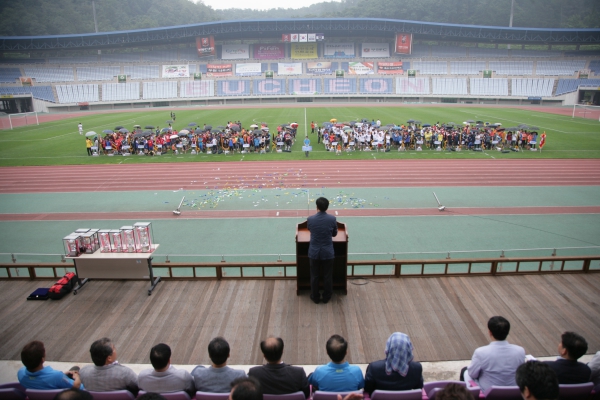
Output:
top-left (552, 79), bottom-right (559, 96)
top-left (508, 79), bottom-right (512, 96)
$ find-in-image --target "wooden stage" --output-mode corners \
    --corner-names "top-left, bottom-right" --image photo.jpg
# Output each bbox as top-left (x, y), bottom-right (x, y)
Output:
top-left (0, 274), bottom-right (599, 366)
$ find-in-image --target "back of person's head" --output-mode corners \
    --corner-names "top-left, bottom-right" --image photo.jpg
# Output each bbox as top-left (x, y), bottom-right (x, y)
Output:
top-left (90, 337), bottom-right (113, 366)
top-left (230, 377), bottom-right (262, 400)
top-left (561, 331), bottom-right (588, 360)
top-left (326, 334), bottom-right (348, 363)
top-left (149, 343), bottom-right (171, 370)
top-left (53, 388), bottom-right (94, 400)
top-left (435, 383), bottom-right (472, 400)
top-left (260, 337), bottom-right (284, 363)
top-left (488, 316), bottom-right (511, 341)
top-left (136, 393), bottom-right (167, 400)
top-left (208, 337), bottom-right (230, 365)
top-left (316, 197), bottom-right (329, 212)
top-left (516, 361), bottom-right (559, 400)
top-left (21, 340), bottom-right (45, 371)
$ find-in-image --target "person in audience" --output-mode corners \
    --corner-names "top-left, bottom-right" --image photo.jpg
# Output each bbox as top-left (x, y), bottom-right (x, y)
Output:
top-left (230, 377), bottom-right (262, 400)
top-left (309, 334), bottom-right (364, 391)
top-left (54, 388), bottom-right (93, 400)
top-left (79, 337), bottom-right (138, 394)
top-left (17, 340), bottom-right (82, 390)
top-left (138, 343), bottom-right (194, 396)
top-left (192, 337), bottom-right (247, 393)
top-left (589, 351), bottom-right (600, 386)
top-left (434, 383), bottom-right (473, 400)
top-left (544, 331), bottom-right (591, 384)
top-left (462, 316), bottom-right (525, 393)
top-left (364, 332), bottom-right (423, 395)
top-left (515, 361), bottom-right (559, 400)
top-left (248, 336), bottom-right (309, 397)
top-left (137, 393), bottom-right (167, 400)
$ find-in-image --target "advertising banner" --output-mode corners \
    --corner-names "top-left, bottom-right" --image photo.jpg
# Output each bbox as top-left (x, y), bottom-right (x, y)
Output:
top-left (324, 43), bottom-right (355, 58)
top-left (361, 43), bottom-right (390, 58)
top-left (289, 79), bottom-right (321, 95)
top-left (254, 44), bottom-right (285, 60)
top-left (277, 63), bottom-right (303, 75)
top-left (290, 33), bottom-right (299, 42)
top-left (282, 34), bottom-right (290, 42)
top-left (217, 80), bottom-right (251, 96)
top-left (253, 79), bottom-right (286, 95)
top-left (306, 62), bottom-right (333, 75)
top-left (221, 44), bottom-right (250, 60)
top-left (299, 34), bottom-right (308, 42)
top-left (377, 62), bottom-right (404, 75)
top-left (291, 43), bottom-right (318, 59)
top-left (235, 63), bottom-right (262, 76)
top-left (180, 81), bottom-right (214, 97)
top-left (323, 78), bottom-right (357, 94)
top-left (196, 36), bottom-right (215, 57)
top-left (206, 64), bottom-right (233, 77)
top-left (307, 34), bottom-right (316, 42)
top-left (348, 62), bottom-right (374, 75)
top-left (394, 33), bottom-right (412, 54)
top-left (359, 78), bottom-right (393, 94)
top-left (162, 65), bottom-right (189, 78)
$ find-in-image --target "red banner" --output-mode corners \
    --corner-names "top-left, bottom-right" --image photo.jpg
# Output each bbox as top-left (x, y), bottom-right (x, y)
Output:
top-left (282, 34), bottom-right (290, 42)
top-left (395, 33), bottom-right (412, 54)
top-left (377, 62), bottom-right (404, 75)
top-left (196, 36), bottom-right (215, 57)
top-left (206, 64), bottom-right (233, 77)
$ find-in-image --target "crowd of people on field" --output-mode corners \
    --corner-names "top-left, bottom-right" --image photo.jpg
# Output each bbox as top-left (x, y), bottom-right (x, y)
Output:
top-left (15, 316), bottom-right (600, 400)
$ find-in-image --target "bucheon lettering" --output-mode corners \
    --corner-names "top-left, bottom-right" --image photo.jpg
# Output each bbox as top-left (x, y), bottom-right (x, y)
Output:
top-left (363, 79), bottom-right (391, 93)
top-left (219, 81), bottom-right (249, 95)
top-left (257, 80), bottom-right (283, 94)
top-left (292, 80), bottom-right (318, 93)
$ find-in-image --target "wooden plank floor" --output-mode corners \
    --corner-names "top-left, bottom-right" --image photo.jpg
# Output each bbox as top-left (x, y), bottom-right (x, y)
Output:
top-left (0, 274), bottom-right (599, 366)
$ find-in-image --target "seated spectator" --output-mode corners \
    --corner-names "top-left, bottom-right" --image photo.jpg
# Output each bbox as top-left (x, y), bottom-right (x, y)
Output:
top-left (516, 361), bottom-right (559, 400)
top-left (230, 377), bottom-right (262, 400)
top-left (544, 331), bottom-right (591, 384)
top-left (138, 343), bottom-right (194, 396)
top-left (462, 316), bottom-right (525, 393)
top-left (589, 351), bottom-right (600, 386)
top-left (364, 332), bottom-right (423, 395)
top-left (54, 388), bottom-right (93, 400)
top-left (308, 334), bottom-right (364, 391)
top-left (248, 336), bottom-right (309, 397)
top-left (17, 340), bottom-right (82, 390)
top-left (79, 337), bottom-right (138, 394)
top-left (191, 337), bottom-right (246, 393)
top-left (434, 383), bottom-right (473, 400)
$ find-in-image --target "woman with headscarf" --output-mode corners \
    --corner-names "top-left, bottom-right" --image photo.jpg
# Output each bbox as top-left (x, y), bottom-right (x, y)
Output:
top-left (364, 332), bottom-right (423, 395)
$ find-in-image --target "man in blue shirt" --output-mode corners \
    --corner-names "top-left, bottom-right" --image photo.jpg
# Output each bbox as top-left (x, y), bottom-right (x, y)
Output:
top-left (17, 340), bottom-right (82, 390)
top-left (309, 335), bottom-right (364, 392)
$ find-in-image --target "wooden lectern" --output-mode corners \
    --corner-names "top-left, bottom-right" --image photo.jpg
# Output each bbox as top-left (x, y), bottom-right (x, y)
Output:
top-left (295, 221), bottom-right (348, 295)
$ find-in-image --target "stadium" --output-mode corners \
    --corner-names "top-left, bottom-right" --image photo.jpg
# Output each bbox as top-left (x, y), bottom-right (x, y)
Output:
top-left (0, 14), bottom-right (600, 399)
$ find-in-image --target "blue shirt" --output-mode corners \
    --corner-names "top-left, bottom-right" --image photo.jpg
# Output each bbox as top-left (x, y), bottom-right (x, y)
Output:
top-left (18, 365), bottom-right (79, 390)
top-left (308, 362), bottom-right (364, 392)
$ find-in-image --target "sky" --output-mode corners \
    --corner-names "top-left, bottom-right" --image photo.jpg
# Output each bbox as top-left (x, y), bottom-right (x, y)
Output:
top-left (198, 0), bottom-right (341, 10)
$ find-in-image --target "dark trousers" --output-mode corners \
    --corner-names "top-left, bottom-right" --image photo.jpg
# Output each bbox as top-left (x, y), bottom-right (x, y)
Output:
top-left (310, 257), bottom-right (334, 301)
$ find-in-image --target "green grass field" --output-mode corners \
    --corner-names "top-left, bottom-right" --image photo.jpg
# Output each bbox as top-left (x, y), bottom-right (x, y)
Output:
top-left (1, 105), bottom-right (599, 166)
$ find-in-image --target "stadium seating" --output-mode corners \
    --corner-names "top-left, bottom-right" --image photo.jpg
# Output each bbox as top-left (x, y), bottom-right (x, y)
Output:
top-left (142, 49), bottom-right (180, 62)
top-left (589, 59), bottom-right (600, 74)
top-left (48, 55), bottom-right (99, 64)
top-left (511, 49), bottom-right (562, 58)
top-left (450, 61), bottom-right (486, 75)
top-left (0, 67), bottom-right (22, 83)
top-left (432, 78), bottom-right (468, 95)
top-left (511, 78), bottom-right (555, 97)
top-left (101, 53), bottom-right (142, 63)
top-left (535, 60), bottom-right (587, 75)
top-left (124, 65), bottom-right (160, 79)
top-left (23, 67), bottom-right (74, 82)
top-left (555, 79), bottom-right (600, 96)
top-left (411, 61), bottom-right (448, 75)
top-left (102, 82), bottom-right (141, 101)
top-left (77, 66), bottom-right (121, 81)
top-left (468, 47), bottom-right (508, 58)
top-left (395, 78), bottom-right (430, 95)
top-left (56, 84), bottom-right (99, 103)
top-left (143, 81), bottom-right (178, 99)
top-left (470, 78), bottom-right (509, 96)
top-left (489, 61), bottom-right (533, 76)
top-left (180, 47), bottom-right (201, 61)
top-left (0, 86), bottom-right (56, 102)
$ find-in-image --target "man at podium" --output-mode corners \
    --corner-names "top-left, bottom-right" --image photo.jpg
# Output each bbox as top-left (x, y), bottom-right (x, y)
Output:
top-left (307, 197), bottom-right (338, 304)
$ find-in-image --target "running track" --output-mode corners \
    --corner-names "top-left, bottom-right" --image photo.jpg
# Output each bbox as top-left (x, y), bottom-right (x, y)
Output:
top-left (1, 159), bottom-right (599, 220)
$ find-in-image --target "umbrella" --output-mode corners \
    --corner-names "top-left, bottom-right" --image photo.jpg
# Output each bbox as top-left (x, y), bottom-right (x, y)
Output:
top-left (119, 128), bottom-right (129, 133)
top-left (447, 122), bottom-right (456, 126)
top-left (494, 122), bottom-right (502, 126)
top-left (133, 125), bottom-right (141, 128)
top-left (529, 126), bottom-right (540, 131)
top-left (343, 127), bottom-right (353, 132)
top-left (161, 128), bottom-right (171, 133)
top-left (115, 126), bottom-right (124, 130)
top-left (85, 131), bottom-right (97, 137)
top-left (217, 125), bottom-right (225, 130)
top-left (422, 124), bottom-right (431, 127)
top-left (322, 122), bottom-right (333, 127)
top-left (253, 129), bottom-right (262, 135)
top-left (330, 118), bottom-right (337, 123)
top-left (261, 122), bottom-right (268, 127)
top-left (166, 120), bottom-right (173, 124)
top-left (204, 125), bottom-right (212, 130)
top-left (170, 134), bottom-right (179, 139)
top-left (386, 123), bottom-right (395, 128)
top-left (361, 118), bottom-right (369, 123)
top-left (102, 129), bottom-right (113, 134)
top-left (188, 122), bottom-right (197, 127)
top-left (349, 120), bottom-right (356, 125)
top-left (250, 124), bottom-right (258, 128)
top-left (463, 122), bottom-right (469, 125)
top-left (407, 119), bottom-right (415, 123)
top-left (335, 123), bottom-right (345, 128)
top-left (145, 125), bottom-right (154, 129)
top-left (132, 132), bottom-right (144, 138)
top-left (179, 129), bottom-right (190, 134)
top-left (476, 121), bottom-right (483, 124)
top-left (467, 120), bottom-right (475, 123)
top-left (142, 130), bottom-right (153, 135)
top-left (290, 123), bottom-right (299, 129)
top-left (231, 125), bottom-right (241, 132)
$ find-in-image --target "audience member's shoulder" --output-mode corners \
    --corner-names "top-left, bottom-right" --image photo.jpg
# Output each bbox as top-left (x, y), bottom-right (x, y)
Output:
top-left (409, 361), bottom-right (423, 373)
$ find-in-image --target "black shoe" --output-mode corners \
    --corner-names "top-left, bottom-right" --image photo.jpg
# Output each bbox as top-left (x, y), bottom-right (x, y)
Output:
top-left (322, 297), bottom-right (331, 304)
top-left (310, 295), bottom-right (321, 304)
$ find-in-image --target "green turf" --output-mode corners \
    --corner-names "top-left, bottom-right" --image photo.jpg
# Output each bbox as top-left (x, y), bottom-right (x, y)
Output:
top-left (1, 106), bottom-right (599, 166)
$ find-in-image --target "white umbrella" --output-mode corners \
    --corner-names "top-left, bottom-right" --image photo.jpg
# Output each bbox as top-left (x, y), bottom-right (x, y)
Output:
top-left (85, 131), bottom-right (97, 137)
top-left (170, 134), bottom-right (179, 139)
top-left (250, 124), bottom-right (258, 128)
top-left (179, 129), bottom-right (190, 134)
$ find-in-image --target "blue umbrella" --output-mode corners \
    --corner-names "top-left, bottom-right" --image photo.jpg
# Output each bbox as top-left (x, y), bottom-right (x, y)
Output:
top-left (102, 129), bottom-right (113, 134)
top-left (188, 122), bottom-right (198, 127)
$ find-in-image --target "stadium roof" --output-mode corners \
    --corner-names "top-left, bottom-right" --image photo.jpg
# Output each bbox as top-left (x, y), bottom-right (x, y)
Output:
top-left (1, 18), bottom-right (599, 51)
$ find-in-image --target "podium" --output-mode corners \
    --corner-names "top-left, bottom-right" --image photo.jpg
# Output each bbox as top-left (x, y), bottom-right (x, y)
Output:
top-left (295, 221), bottom-right (348, 295)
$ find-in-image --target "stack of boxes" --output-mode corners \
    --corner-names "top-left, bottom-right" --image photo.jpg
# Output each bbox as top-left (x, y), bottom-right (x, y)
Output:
top-left (63, 222), bottom-right (153, 257)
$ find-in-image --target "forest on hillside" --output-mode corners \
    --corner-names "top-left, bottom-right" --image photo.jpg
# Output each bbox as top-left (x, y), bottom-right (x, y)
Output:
top-left (0, 0), bottom-right (598, 37)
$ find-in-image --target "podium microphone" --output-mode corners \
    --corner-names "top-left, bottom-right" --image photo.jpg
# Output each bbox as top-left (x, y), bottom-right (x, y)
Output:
top-left (173, 196), bottom-right (185, 215)
top-left (432, 192), bottom-right (446, 211)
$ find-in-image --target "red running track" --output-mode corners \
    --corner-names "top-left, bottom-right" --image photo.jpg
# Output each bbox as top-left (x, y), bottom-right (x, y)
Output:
top-left (1, 159), bottom-right (599, 193)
